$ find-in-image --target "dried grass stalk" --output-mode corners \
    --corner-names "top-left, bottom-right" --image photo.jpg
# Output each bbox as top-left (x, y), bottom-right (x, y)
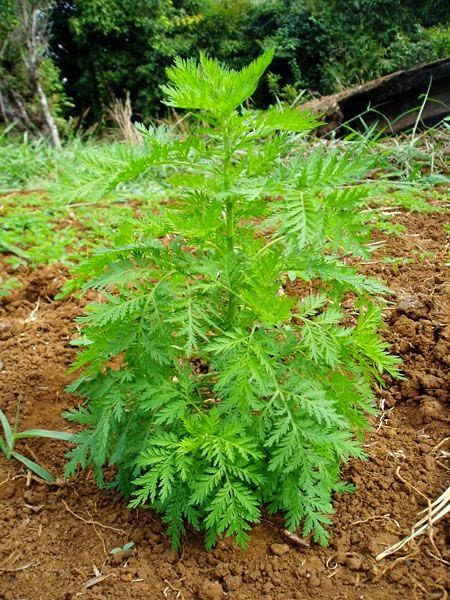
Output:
top-left (107, 91), bottom-right (141, 145)
top-left (376, 486), bottom-right (450, 561)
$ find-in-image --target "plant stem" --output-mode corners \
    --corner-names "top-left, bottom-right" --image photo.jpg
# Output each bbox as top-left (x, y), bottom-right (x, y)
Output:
top-left (225, 199), bottom-right (236, 324)
top-left (222, 126), bottom-right (236, 325)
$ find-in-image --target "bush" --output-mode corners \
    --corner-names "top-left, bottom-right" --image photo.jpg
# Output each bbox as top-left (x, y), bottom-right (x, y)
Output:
top-left (61, 51), bottom-right (400, 548)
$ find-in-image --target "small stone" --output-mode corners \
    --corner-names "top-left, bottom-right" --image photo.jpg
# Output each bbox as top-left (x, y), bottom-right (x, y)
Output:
top-left (270, 543), bottom-right (290, 556)
top-left (223, 574), bottom-right (242, 591)
top-left (197, 580), bottom-right (224, 600)
top-left (396, 297), bottom-right (427, 320)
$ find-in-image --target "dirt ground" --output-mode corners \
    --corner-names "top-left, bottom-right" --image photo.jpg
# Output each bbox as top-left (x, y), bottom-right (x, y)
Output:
top-left (0, 210), bottom-right (449, 600)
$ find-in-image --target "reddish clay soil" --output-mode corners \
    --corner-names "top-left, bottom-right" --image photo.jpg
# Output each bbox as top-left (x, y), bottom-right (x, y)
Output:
top-left (0, 210), bottom-right (449, 600)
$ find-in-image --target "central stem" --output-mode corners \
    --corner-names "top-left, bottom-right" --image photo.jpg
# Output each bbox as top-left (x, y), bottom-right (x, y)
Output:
top-left (223, 127), bottom-right (236, 326)
top-left (225, 199), bottom-right (235, 324)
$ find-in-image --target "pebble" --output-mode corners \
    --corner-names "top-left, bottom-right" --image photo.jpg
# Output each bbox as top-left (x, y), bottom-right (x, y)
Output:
top-left (270, 543), bottom-right (290, 556)
top-left (396, 297), bottom-right (427, 320)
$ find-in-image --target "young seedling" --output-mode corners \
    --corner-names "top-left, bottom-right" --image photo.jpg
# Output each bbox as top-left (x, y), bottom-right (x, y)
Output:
top-left (0, 400), bottom-right (72, 483)
top-left (110, 541), bottom-right (135, 555)
top-left (58, 50), bottom-right (400, 549)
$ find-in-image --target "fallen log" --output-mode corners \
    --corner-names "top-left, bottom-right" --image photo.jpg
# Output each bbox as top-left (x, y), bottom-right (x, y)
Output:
top-left (302, 58), bottom-right (450, 135)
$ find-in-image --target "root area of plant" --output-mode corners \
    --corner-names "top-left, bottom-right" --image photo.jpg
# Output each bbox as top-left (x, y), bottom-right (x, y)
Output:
top-left (0, 211), bottom-right (449, 600)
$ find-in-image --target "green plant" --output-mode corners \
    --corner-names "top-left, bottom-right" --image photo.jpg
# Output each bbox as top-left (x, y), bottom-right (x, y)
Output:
top-left (110, 541), bottom-right (135, 555)
top-left (60, 51), bottom-right (400, 549)
top-left (0, 275), bottom-right (21, 297)
top-left (0, 402), bottom-right (72, 482)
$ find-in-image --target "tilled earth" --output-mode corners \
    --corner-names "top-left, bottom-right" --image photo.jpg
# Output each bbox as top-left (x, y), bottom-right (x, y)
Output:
top-left (0, 210), bottom-right (449, 600)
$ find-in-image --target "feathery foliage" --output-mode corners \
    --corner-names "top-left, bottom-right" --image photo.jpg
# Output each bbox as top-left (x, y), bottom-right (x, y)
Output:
top-left (59, 51), bottom-right (400, 549)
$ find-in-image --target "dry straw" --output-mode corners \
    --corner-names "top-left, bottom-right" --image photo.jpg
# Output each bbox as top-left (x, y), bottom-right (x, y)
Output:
top-left (376, 471), bottom-right (450, 562)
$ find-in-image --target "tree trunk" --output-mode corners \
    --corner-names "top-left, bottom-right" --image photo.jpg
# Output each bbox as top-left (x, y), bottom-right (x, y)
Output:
top-left (15, 0), bottom-right (61, 146)
top-left (35, 78), bottom-right (61, 148)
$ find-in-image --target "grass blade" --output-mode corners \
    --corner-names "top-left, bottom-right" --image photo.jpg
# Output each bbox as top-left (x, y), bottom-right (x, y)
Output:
top-left (11, 450), bottom-right (56, 483)
top-left (0, 435), bottom-right (8, 454)
top-left (0, 408), bottom-right (13, 450)
top-left (14, 429), bottom-right (73, 441)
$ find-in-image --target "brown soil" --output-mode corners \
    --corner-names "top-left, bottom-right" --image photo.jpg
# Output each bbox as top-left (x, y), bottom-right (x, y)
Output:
top-left (0, 211), bottom-right (449, 600)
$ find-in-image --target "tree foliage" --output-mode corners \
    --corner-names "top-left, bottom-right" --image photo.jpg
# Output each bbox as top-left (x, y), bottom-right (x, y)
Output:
top-left (59, 52), bottom-right (401, 548)
top-left (1, 0), bottom-right (449, 127)
top-left (0, 0), bottom-right (69, 136)
top-left (48, 0), bottom-right (450, 120)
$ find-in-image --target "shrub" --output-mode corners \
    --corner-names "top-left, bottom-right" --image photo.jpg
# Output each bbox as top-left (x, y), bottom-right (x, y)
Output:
top-left (61, 51), bottom-right (400, 548)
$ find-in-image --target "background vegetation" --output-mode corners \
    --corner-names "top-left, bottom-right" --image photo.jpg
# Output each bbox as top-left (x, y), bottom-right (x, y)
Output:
top-left (1, 0), bottom-right (449, 136)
